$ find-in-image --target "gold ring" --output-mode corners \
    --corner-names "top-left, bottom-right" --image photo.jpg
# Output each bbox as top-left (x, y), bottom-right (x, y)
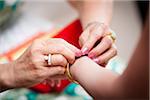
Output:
top-left (44, 54), bottom-right (52, 66)
top-left (103, 29), bottom-right (116, 43)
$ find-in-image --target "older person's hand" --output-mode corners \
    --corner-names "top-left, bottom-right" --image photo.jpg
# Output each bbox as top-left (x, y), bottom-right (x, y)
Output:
top-left (79, 22), bottom-right (117, 66)
top-left (1, 38), bottom-right (81, 90)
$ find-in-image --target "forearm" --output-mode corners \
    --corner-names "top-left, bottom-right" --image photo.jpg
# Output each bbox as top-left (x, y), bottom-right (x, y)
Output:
top-left (70, 56), bottom-right (120, 99)
top-left (79, 0), bottom-right (113, 28)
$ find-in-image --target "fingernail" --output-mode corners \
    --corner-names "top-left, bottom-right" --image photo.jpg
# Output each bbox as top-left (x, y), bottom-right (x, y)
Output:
top-left (93, 58), bottom-right (99, 63)
top-left (51, 82), bottom-right (55, 87)
top-left (81, 47), bottom-right (89, 55)
top-left (57, 83), bottom-right (61, 87)
top-left (88, 53), bottom-right (95, 58)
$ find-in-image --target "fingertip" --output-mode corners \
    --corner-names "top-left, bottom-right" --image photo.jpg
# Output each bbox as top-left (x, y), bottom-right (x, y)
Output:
top-left (56, 80), bottom-right (61, 87)
top-left (81, 47), bottom-right (89, 55)
top-left (50, 80), bottom-right (55, 87)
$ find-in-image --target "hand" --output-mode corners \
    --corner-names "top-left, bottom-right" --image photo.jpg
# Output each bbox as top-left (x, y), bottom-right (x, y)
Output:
top-left (2, 38), bottom-right (81, 89)
top-left (79, 22), bottom-right (117, 66)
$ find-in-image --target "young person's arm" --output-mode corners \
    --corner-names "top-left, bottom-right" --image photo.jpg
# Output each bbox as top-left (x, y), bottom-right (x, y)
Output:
top-left (70, 56), bottom-right (119, 99)
top-left (68, 0), bottom-right (113, 28)
top-left (70, 21), bottom-right (149, 99)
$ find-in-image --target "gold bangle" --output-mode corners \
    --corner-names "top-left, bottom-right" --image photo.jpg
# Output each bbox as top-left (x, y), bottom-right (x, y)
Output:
top-left (65, 63), bottom-right (79, 84)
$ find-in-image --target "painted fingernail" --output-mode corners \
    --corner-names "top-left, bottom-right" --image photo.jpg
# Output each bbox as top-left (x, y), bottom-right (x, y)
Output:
top-left (93, 58), bottom-right (99, 63)
top-left (57, 83), bottom-right (61, 87)
top-left (81, 47), bottom-right (89, 55)
top-left (51, 82), bottom-right (55, 87)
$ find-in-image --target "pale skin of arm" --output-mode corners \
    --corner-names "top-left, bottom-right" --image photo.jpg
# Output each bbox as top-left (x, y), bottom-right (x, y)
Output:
top-left (68, 0), bottom-right (113, 28)
top-left (70, 21), bottom-right (149, 99)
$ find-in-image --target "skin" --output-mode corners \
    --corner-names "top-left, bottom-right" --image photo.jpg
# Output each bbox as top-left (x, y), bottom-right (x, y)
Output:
top-left (70, 19), bottom-right (149, 99)
top-left (68, 0), bottom-right (117, 66)
top-left (0, 0), bottom-right (117, 92)
top-left (0, 38), bottom-right (81, 92)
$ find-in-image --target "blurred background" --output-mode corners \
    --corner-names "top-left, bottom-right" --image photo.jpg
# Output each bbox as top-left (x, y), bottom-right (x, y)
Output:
top-left (0, 0), bottom-right (149, 100)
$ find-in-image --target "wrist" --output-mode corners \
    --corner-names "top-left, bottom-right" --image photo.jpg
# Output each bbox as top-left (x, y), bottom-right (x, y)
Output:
top-left (0, 62), bottom-right (16, 91)
top-left (70, 59), bottom-right (79, 81)
top-left (70, 56), bottom-right (89, 81)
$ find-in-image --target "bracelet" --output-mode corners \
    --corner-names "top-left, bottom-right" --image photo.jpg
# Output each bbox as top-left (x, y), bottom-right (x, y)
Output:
top-left (65, 63), bottom-right (79, 84)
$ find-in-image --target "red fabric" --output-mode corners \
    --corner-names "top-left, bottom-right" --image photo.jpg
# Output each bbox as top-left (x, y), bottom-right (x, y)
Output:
top-left (30, 19), bottom-right (83, 93)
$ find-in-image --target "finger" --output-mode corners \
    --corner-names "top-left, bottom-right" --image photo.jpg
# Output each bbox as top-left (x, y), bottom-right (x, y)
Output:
top-left (45, 79), bottom-right (56, 87)
top-left (51, 54), bottom-right (67, 67)
top-left (50, 75), bottom-right (67, 80)
top-left (43, 44), bottom-right (75, 64)
top-left (31, 54), bottom-right (48, 67)
top-left (56, 80), bottom-right (61, 87)
top-left (79, 27), bottom-right (90, 47)
top-left (46, 66), bottom-right (65, 77)
top-left (58, 39), bottom-right (82, 57)
top-left (100, 62), bottom-right (108, 67)
top-left (93, 45), bottom-right (117, 65)
top-left (88, 35), bottom-right (113, 58)
top-left (42, 80), bottom-right (47, 85)
top-left (48, 80), bottom-right (55, 87)
top-left (81, 23), bottom-right (107, 55)
top-left (79, 22), bottom-right (100, 47)
top-left (47, 38), bottom-right (82, 57)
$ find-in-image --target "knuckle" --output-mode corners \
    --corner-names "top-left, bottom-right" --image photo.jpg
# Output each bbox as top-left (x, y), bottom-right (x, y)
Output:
top-left (30, 47), bottom-right (41, 55)
top-left (45, 39), bottom-right (52, 44)
top-left (30, 48), bottom-right (38, 55)
top-left (32, 39), bottom-right (42, 47)
top-left (99, 23), bottom-right (107, 30)
top-left (90, 22), bottom-right (108, 32)
top-left (90, 23), bottom-right (107, 38)
top-left (92, 33), bottom-right (101, 39)
top-left (31, 40), bottom-right (43, 54)
top-left (89, 22), bottom-right (101, 29)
